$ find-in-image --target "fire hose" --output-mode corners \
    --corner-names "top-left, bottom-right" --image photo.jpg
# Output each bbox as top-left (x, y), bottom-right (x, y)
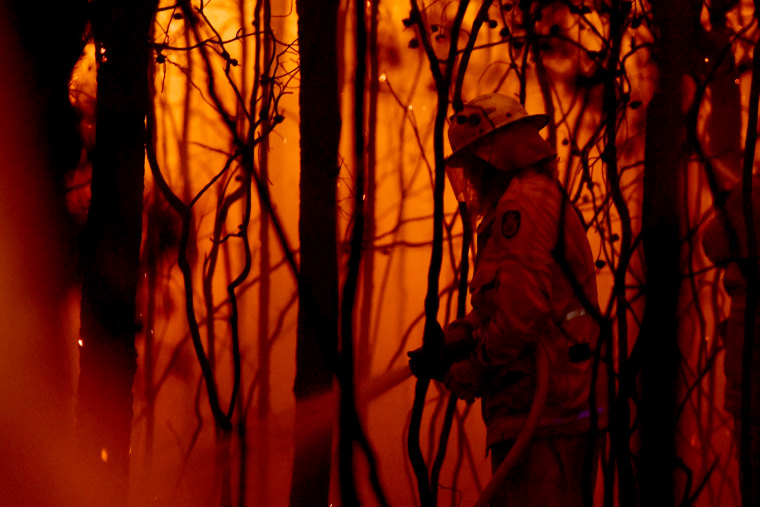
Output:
top-left (401, 338), bottom-right (549, 506)
top-left (473, 341), bottom-right (549, 507)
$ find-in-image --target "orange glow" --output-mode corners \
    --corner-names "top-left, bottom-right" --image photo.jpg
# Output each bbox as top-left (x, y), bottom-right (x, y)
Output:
top-left (9, 0), bottom-right (747, 504)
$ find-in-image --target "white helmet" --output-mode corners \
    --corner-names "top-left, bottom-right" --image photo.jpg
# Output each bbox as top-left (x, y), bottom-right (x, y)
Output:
top-left (445, 94), bottom-right (549, 168)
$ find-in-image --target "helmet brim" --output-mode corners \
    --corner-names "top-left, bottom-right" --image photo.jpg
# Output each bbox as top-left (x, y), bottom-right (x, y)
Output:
top-left (445, 113), bottom-right (550, 168)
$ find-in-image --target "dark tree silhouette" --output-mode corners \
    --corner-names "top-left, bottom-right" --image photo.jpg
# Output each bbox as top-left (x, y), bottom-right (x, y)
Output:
top-left (76, 0), bottom-right (158, 503)
top-left (290, 0), bottom-right (341, 504)
top-left (639, 1), bottom-right (697, 504)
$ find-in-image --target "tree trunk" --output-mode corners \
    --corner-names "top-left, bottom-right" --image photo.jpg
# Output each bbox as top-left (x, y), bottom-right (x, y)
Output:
top-left (77, 0), bottom-right (157, 503)
top-left (640, 0), bottom-right (696, 503)
top-left (290, 0), bottom-right (341, 504)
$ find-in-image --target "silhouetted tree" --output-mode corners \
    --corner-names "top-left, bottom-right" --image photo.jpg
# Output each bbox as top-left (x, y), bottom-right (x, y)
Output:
top-left (290, 0), bottom-right (341, 504)
top-left (76, 0), bottom-right (158, 503)
top-left (639, 0), bottom-right (697, 503)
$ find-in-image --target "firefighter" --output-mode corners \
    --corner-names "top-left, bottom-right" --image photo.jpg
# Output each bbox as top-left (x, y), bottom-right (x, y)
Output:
top-left (413, 94), bottom-right (603, 505)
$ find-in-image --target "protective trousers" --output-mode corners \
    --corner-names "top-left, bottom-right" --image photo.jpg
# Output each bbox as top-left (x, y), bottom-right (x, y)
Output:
top-left (489, 434), bottom-right (600, 507)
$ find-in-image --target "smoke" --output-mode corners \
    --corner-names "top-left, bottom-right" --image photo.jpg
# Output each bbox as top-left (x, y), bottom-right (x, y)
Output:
top-left (0, 9), bottom-right (87, 504)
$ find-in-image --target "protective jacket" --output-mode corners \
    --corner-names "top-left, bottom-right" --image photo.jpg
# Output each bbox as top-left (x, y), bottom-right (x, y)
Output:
top-left (457, 167), bottom-right (603, 448)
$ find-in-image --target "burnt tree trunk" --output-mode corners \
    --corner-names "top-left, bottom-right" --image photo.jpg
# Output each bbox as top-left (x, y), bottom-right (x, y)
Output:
top-left (290, 0), bottom-right (341, 504)
top-left (639, 0), bottom-right (696, 503)
top-left (77, 0), bottom-right (157, 504)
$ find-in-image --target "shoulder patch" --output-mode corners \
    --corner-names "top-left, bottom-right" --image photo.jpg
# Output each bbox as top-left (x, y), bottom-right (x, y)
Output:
top-left (501, 210), bottom-right (521, 239)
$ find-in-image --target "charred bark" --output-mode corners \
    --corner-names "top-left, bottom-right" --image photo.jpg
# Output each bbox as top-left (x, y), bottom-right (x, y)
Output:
top-left (290, 0), bottom-right (341, 504)
top-left (640, 0), bottom-right (697, 503)
top-left (76, 0), bottom-right (157, 503)
top-left (738, 5), bottom-right (760, 502)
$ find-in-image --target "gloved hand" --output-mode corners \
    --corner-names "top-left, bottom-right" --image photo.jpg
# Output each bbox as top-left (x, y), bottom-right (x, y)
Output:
top-left (408, 344), bottom-right (451, 382)
top-left (444, 358), bottom-right (485, 403)
top-left (408, 321), bottom-right (449, 381)
top-left (407, 320), bottom-right (478, 382)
